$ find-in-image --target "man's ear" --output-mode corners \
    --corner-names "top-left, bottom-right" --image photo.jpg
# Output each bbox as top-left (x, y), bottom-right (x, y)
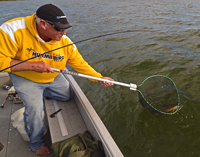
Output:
top-left (40, 20), bottom-right (47, 30)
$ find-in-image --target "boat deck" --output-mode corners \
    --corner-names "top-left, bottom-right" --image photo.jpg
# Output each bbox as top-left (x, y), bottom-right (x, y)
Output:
top-left (0, 75), bottom-right (52, 157)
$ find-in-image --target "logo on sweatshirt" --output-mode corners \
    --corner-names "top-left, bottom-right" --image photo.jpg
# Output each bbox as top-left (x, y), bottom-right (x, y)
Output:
top-left (27, 48), bottom-right (35, 54)
top-left (32, 51), bottom-right (64, 61)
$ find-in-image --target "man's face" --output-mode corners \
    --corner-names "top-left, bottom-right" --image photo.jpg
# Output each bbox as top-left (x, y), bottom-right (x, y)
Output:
top-left (44, 21), bottom-right (66, 41)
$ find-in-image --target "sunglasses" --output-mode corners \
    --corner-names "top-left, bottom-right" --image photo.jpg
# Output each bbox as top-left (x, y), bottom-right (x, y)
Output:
top-left (46, 21), bottom-right (64, 32)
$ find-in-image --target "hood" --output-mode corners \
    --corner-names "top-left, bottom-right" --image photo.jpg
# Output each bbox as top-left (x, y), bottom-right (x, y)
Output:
top-left (25, 13), bottom-right (57, 44)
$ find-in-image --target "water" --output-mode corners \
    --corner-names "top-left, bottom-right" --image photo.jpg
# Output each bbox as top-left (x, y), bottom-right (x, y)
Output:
top-left (1, 0), bottom-right (200, 156)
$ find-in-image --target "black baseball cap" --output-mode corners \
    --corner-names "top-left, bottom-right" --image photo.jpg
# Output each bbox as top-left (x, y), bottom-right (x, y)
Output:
top-left (36, 4), bottom-right (72, 30)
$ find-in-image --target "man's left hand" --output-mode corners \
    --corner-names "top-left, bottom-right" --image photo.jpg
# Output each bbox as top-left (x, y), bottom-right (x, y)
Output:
top-left (98, 77), bottom-right (114, 87)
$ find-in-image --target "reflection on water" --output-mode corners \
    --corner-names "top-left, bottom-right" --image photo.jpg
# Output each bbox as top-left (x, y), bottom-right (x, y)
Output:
top-left (1, 0), bottom-right (200, 156)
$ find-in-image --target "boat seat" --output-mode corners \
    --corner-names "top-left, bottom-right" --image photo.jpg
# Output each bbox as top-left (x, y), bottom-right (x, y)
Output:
top-left (1, 86), bottom-right (23, 108)
top-left (44, 97), bottom-right (87, 144)
top-left (8, 86), bottom-right (22, 104)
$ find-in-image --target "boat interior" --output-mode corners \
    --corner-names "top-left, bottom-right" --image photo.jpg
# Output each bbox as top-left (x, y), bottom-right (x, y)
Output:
top-left (0, 72), bottom-right (123, 157)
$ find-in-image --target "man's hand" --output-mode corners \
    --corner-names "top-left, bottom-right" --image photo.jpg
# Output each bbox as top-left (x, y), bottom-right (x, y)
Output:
top-left (31, 61), bottom-right (54, 73)
top-left (98, 77), bottom-right (114, 87)
top-left (10, 60), bottom-right (54, 73)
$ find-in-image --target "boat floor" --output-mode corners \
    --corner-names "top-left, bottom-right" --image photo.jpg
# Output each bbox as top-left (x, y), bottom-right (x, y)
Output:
top-left (0, 77), bottom-right (53, 157)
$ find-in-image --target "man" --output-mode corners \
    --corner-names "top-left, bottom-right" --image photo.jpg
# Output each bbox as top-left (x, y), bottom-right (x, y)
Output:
top-left (0, 4), bottom-right (114, 156)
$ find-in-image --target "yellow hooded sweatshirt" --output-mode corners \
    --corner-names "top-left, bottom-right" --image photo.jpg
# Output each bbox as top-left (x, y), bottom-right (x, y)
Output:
top-left (0, 13), bottom-right (102, 83)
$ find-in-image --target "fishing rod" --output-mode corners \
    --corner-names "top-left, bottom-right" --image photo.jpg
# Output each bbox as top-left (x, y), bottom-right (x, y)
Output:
top-left (0, 29), bottom-right (154, 72)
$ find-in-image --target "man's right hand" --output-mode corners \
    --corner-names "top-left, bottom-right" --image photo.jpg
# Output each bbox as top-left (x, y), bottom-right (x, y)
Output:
top-left (31, 61), bottom-right (54, 73)
top-left (10, 60), bottom-right (54, 73)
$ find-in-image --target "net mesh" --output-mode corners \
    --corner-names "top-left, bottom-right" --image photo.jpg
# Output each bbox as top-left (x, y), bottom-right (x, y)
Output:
top-left (137, 75), bottom-right (180, 116)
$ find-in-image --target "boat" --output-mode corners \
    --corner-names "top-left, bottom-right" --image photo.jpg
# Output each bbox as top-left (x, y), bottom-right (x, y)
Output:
top-left (0, 69), bottom-right (124, 157)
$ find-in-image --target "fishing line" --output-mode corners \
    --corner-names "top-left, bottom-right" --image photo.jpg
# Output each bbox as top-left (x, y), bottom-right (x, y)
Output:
top-left (0, 29), bottom-right (155, 72)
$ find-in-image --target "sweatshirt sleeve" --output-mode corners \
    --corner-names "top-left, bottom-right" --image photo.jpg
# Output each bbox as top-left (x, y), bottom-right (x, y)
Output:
top-left (0, 27), bottom-right (18, 72)
top-left (67, 43), bottom-right (103, 82)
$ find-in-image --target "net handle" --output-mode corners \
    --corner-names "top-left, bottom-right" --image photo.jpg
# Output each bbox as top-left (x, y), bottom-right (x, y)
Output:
top-left (51, 68), bottom-right (137, 90)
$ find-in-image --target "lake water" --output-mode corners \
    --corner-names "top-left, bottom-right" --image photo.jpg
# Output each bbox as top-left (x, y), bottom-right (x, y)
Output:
top-left (1, 0), bottom-right (200, 156)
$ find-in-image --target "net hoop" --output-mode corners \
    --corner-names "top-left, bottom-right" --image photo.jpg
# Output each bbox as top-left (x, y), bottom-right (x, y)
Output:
top-left (136, 75), bottom-right (181, 115)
